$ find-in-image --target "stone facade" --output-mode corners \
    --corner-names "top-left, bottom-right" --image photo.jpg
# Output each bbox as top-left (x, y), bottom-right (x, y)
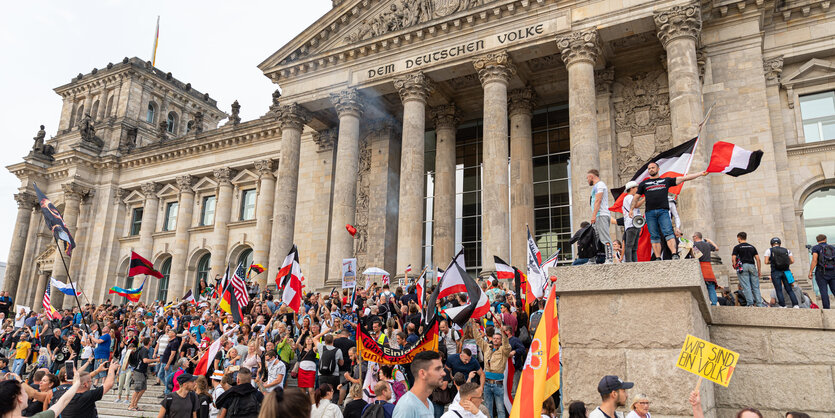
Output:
top-left (5, 1), bottom-right (835, 306)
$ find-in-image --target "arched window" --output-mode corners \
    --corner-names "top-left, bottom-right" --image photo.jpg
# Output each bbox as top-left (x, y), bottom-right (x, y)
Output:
top-left (167, 112), bottom-right (177, 134)
top-left (157, 257), bottom-right (172, 302)
top-left (146, 102), bottom-right (157, 124)
top-left (76, 105), bottom-right (84, 126)
top-left (186, 120), bottom-right (194, 134)
top-left (804, 188), bottom-right (835, 248)
top-left (196, 253), bottom-right (211, 288)
top-left (237, 248), bottom-right (253, 270)
top-left (106, 96), bottom-right (115, 117)
top-left (91, 100), bottom-right (100, 120)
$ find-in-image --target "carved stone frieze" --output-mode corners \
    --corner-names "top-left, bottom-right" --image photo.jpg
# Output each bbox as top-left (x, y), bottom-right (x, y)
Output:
top-left (353, 134), bottom-right (372, 274)
top-left (508, 87), bottom-right (536, 118)
top-left (556, 30), bottom-right (602, 67)
top-left (763, 56), bottom-right (784, 85)
top-left (330, 88), bottom-right (365, 118)
top-left (654, 4), bottom-right (702, 48)
top-left (431, 104), bottom-right (460, 130)
top-left (473, 51), bottom-right (516, 85)
top-left (393, 71), bottom-right (435, 103)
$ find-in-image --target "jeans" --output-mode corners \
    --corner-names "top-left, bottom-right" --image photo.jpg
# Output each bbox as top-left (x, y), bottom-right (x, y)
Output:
top-left (815, 271), bottom-right (835, 309)
top-left (572, 258), bottom-right (590, 266)
top-left (771, 270), bottom-right (799, 307)
top-left (483, 382), bottom-right (505, 418)
top-left (737, 263), bottom-right (763, 307)
top-left (433, 403), bottom-right (445, 418)
top-left (624, 227), bottom-right (640, 262)
top-left (12, 358), bottom-right (25, 376)
top-left (164, 367), bottom-right (176, 394)
top-left (645, 209), bottom-right (674, 244)
top-left (94, 358), bottom-right (108, 380)
top-left (705, 282), bottom-right (718, 306)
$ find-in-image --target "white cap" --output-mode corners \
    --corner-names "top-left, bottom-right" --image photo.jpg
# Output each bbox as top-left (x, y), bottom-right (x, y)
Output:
top-left (624, 181), bottom-right (638, 190)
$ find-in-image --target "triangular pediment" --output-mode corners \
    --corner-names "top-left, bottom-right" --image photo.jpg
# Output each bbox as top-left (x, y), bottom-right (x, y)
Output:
top-left (193, 177), bottom-right (218, 193)
top-left (123, 190), bottom-right (146, 205)
top-left (259, 0), bottom-right (507, 77)
top-left (782, 58), bottom-right (835, 87)
top-left (231, 169), bottom-right (258, 186)
top-left (156, 184), bottom-right (179, 198)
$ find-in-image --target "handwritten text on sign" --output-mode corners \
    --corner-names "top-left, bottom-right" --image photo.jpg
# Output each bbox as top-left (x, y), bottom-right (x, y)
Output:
top-left (676, 334), bottom-right (739, 387)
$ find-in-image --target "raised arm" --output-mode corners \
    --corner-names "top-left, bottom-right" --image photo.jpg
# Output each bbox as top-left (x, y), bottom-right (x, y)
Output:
top-left (47, 374), bottom-right (83, 416)
top-left (675, 171), bottom-right (708, 185)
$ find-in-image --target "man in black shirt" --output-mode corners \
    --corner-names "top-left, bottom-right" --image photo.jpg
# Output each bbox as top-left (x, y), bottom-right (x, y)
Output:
top-left (61, 361), bottom-right (120, 418)
top-left (634, 162), bottom-right (707, 260)
top-left (731, 231), bottom-right (763, 307)
top-left (162, 329), bottom-right (181, 395)
top-left (130, 337), bottom-right (158, 411)
top-left (333, 328), bottom-right (355, 404)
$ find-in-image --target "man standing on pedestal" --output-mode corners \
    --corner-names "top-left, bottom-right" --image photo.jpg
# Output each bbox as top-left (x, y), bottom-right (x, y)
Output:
top-left (587, 169), bottom-right (611, 264)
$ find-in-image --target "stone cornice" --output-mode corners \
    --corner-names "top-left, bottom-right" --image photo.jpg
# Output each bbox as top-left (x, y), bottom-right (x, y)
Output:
top-left (556, 29), bottom-right (601, 68)
top-left (654, 4), bottom-right (702, 48)
top-left (508, 87), bottom-right (536, 117)
top-left (774, 0), bottom-right (832, 21)
top-left (329, 88), bottom-right (365, 119)
top-left (787, 140), bottom-right (835, 156)
top-left (473, 51), bottom-right (517, 86)
top-left (394, 71), bottom-right (435, 103)
top-left (431, 104), bottom-right (460, 130)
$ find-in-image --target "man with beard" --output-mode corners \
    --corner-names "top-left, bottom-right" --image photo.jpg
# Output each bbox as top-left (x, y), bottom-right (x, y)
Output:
top-left (393, 351), bottom-right (445, 418)
top-left (590, 376), bottom-right (634, 418)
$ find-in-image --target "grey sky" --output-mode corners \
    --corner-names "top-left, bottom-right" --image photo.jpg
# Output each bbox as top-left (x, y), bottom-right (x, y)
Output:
top-left (0, 1), bottom-right (331, 262)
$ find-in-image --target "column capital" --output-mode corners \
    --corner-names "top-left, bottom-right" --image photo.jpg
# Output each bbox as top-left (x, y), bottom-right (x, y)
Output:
top-left (14, 191), bottom-right (37, 210)
top-left (508, 87), bottom-right (536, 118)
top-left (595, 67), bottom-right (615, 94)
top-left (312, 129), bottom-right (337, 152)
top-left (473, 51), bottom-right (516, 86)
top-left (140, 182), bottom-right (159, 198)
top-left (654, 4), bottom-right (702, 48)
top-left (329, 88), bottom-right (364, 119)
top-left (430, 104), bottom-right (459, 130)
top-left (556, 29), bottom-right (602, 68)
top-left (176, 175), bottom-right (195, 194)
top-left (394, 71), bottom-right (435, 104)
top-left (61, 182), bottom-right (89, 201)
top-left (277, 103), bottom-right (312, 131)
top-left (213, 167), bottom-right (236, 185)
top-left (254, 159), bottom-right (275, 178)
top-left (763, 56), bottom-right (784, 86)
top-left (113, 188), bottom-right (128, 206)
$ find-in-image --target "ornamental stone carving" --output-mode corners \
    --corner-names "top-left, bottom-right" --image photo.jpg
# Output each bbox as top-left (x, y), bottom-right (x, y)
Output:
top-left (354, 134), bottom-right (372, 274)
top-left (595, 67), bottom-right (615, 94)
top-left (113, 188), bottom-right (128, 206)
top-left (473, 51), bottom-right (516, 85)
top-left (330, 88), bottom-right (365, 118)
top-left (763, 56), bottom-right (784, 85)
top-left (393, 71), bottom-right (435, 103)
top-left (654, 4), bottom-right (702, 48)
top-left (254, 159), bottom-right (275, 178)
top-left (213, 168), bottom-right (235, 185)
top-left (14, 192), bottom-right (36, 210)
top-left (365, 117), bottom-right (402, 137)
top-left (176, 175), bottom-right (195, 193)
top-left (313, 129), bottom-right (338, 152)
top-left (140, 182), bottom-right (159, 198)
top-left (556, 30), bottom-right (601, 67)
top-left (62, 183), bottom-right (90, 201)
top-left (277, 103), bottom-right (312, 131)
top-left (226, 100), bottom-right (241, 126)
top-left (508, 87), bottom-right (536, 118)
top-left (431, 104), bottom-right (460, 130)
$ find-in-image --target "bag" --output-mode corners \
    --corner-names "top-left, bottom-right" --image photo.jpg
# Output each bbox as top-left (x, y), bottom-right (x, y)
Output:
top-left (820, 245), bottom-right (835, 271)
top-left (361, 403), bottom-right (387, 418)
top-left (162, 392), bottom-right (197, 418)
top-left (227, 392), bottom-right (260, 418)
top-left (290, 361), bottom-right (299, 378)
top-left (785, 270), bottom-right (795, 284)
top-left (770, 247), bottom-right (791, 271)
top-left (319, 346), bottom-right (337, 375)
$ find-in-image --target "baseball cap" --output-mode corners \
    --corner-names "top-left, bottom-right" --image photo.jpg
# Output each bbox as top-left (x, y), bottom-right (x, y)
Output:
top-left (597, 375), bottom-right (634, 394)
top-left (211, 370), bottom-right (224, 381)
top-left (176, 373), bottom-right (199, 385)
top-left (624, 181), bottom-right (638, 190)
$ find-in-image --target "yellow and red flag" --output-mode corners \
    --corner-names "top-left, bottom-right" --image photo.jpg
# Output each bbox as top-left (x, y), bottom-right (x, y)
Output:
top-left (509, 282), bottom-right (560, 418)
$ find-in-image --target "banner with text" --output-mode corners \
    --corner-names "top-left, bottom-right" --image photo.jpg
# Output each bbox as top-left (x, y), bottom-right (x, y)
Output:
top-left (357, 318), bottom-right (439, 365)
top-left (676, 334), bottom-right (739, 387)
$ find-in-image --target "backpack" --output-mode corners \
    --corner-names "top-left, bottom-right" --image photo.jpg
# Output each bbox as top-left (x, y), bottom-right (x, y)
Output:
top-left (227, 392), bottom-right (260, 418)
top-left (361, 403), bottom-right (387, 418)
top-left (319, 346), bottom-right (337, 375)
top-left (770, 246), bottom-right (791, 271)
top-left (820, 245), bottom-right (835, 271)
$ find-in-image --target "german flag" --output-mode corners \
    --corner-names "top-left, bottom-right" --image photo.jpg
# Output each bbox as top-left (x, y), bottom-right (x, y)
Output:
top-left (129, 251), bottom-right (164, 279)
top-left (249, 263), bottom-right (265, 274)
top-left (221, 285), bottom-right (243, 323)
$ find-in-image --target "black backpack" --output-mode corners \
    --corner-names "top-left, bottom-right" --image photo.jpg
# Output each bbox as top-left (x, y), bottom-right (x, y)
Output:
top-left (319, 346), bottom-right (337, 375)
top-left (227, 392), bottom-right (261, 418)
top-left (770, 247), bottom-right (791, 271)
top-left (821, 245), bottom-right (835, 271)
top-left (362, 402), bottom-right (387, 418)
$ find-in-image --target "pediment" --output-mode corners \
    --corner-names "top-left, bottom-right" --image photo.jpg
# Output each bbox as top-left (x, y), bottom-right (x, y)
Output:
top-left (782, 58), bottom-right (835, 87)
top-left (156, 184), bottom-right (179, 198)
top-left (193, 177), bottom-right (218, 193)
top-left (259, 0), bottom-right (509, 79)
top-left (35, 246), bottom-right (56, 270)
top-left (123, 190), bottom-right (146, 205)
top-left (231, 169), bottom-right (258, 186)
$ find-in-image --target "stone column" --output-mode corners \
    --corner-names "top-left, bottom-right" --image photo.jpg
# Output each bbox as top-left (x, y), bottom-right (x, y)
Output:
top-left (253, 159), bottom-right (276, 287)
top-left (16, 208), bottom-right (41, 305)
top-left (210, 168), bottom-right (235, 279)
top-left (431, 105), bottom-right (459, 269)
top-left (474, 52), bottom-right (516, 275)
top-left (557, 29), bottom-right (602, 231)
top-left (654, 4), bottom-right (712, 237)
top-left (394, 72), bottom-right (434, 278)
top-left (49, 183), bottom-right (87, 310)
top-left (138, 182), bottom-right (159, 303)
top-left (509, 87), bottom-right (536, 267)
top-left (32, 271), bottom-right (50, 315)
top-left (326, 89), bottom-right (365, 283)
top-left (267, 104), bottom-right (311, 282)
top-left (171, 175), bottom-right (195, 298)
top-left (3, 191), bottom-right (36, 299)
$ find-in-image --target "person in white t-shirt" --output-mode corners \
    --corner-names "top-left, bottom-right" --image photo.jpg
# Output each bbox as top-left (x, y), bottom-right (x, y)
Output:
top-left (621, 181), bottom-right (641, 263)
top-left (589, 375), bottom-right (633, 418)
top-left (587, 169), bottom-right (612, 263)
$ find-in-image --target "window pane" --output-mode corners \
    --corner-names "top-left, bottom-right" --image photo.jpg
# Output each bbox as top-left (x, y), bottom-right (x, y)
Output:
top-left (800, 92), bottom-right (835, 120)
top-left (535, 208), bottom-right (550, 235)
top-left (822, 120), bottom-right (835, 141)
top-left (804, 123), bottom-right (821, 142)
top-left (533, 156), bottom-right (549, 182)
top-left (461, 192), bottom-right (479, 217)
top-left (241, 190), bottom-right (256, 220)
top-left (533, 131), bottom-right (548, 156)
top-left (165, 202), bottom-right (178, 231)
top-left (550, 179), bottom-right (570, 206)
top-left (549, 154), bottom-right (569, 179)
top-left (534, 182), bottom-right (550, 208)
top-left (131, 208), bottom-right (143, 236)
top-left (461, 216), bottom-right (479, 242)
top-left (202, 196), bottom-right (216, 226)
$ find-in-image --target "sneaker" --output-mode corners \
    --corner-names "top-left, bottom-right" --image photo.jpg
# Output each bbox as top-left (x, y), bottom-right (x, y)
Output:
top-left (779, 305), bottom-right (787, 308)
top-left (793, 305), bottom-right (800, 309)
top-left (671, 254), bottom-right (680, 260)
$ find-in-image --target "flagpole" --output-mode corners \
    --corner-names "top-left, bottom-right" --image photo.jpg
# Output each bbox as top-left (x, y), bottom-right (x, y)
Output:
top-left (50, 236), bottom-right (91, 331)
top-left (682, 102), bottom-right (716, 176)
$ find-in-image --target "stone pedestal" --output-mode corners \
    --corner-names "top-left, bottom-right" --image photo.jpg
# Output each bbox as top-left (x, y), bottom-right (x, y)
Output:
top-left (172, 175), bottom-right (195, 298)
top-left (394, 72), bottom-right (434, 276)
top-left (253, 159), bottom-right (276, 287)
top-left (328, 88), bottom-right (364, 284)
top-left (557, 30), bottom-right (602, 232)
top-left (475, 51), bottom-right (515, 276)
top-left (509, 88), bottom-right (535, 267)
top-left (552, 260), bottom-right (714, 418)
top-left (431, 105), bottom-right (459, 269)
top-left (3, 192), bottom-right (36, 299)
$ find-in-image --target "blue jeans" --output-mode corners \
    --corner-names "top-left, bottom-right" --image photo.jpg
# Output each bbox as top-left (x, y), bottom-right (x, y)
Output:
top-left (12, 358), bottom-right (25, 376)
top-left (94, 358), bottom-right (108, 380)
top-left (645, 209), bottom-right (674, 244)
top-left (705, 282), bottom-right (718, 306)
top-left (815, 271), bottom-right (835, 309)
top-left (164, 367), bottom-right (176, 394)
top-left (433, 403), bottom-right (445, 418)
top-left (771, 270), bottom-right (798, 307)
top-left (737, 263), bottom-right (763, 307)
top-left (484, 382), bottom-right (505, 418)
top-left (572, 258), bottom-right (590, 266)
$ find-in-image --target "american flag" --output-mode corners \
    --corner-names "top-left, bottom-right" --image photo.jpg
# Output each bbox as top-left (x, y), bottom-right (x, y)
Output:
top-left (43, 286), bottom-right (55, 320)
top-left (231, 263), bottom-right (249, 307)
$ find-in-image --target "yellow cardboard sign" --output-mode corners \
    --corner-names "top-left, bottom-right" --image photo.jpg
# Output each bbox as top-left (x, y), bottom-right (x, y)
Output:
top-left (676, 334), bottom-right (739, 387)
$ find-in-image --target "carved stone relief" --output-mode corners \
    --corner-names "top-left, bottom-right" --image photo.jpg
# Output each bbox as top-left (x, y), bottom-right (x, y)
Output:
top-left (612, 70), bottom-right (672, 183)
top-left (353, 132), bottom-right (373, 275)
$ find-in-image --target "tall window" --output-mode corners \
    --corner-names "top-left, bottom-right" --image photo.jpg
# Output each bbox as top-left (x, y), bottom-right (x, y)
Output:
top-left (158, 258), bottom-right (172, 302)
top-left (164, 201), bottom-right (178, 231)
top-left (146, 102), bottom-right (157, 123)
top-left (186, 120), bottom-right (194, 134)
top-left (804, 188), bottom-right (835, 248)
top-left (91, 100), bottom-right (100, 121)
top-left (201, 196), bottom-right (216, 226)
top-left (240, 189), bottom-right (256, 220)
top-left (167, 112), bottom-right (177, 134)
top-left (423, 131), bottom-right (436, 267)
top-left (76, 105), bottom-right (84, 126)
top-left (800, 91), bottom-right (835, 143)
top-left (196, 253), bottom-right (211, 287)
top-left (106, 96), bottom-right (114, 117)
top-left (130, 207), bottom-right (144, 236)
top-left (238, 248), bottom-right (253, 269)
top-left (455, 121), bottom-right (484, 274)
top-left (531, 105), bottom-right (573, 262)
